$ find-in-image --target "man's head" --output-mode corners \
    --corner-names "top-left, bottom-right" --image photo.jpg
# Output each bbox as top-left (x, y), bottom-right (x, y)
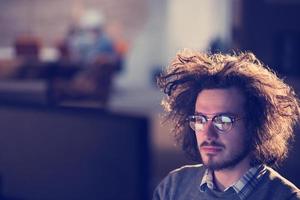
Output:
top-left (194, 88), bottom-right (250, 170)
top-left (158, 49), bottom-right (299, 167)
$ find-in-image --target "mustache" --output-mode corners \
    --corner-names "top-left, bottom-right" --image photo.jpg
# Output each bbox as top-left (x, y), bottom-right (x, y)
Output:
top-left (200, 140), bottom-right (225, 148)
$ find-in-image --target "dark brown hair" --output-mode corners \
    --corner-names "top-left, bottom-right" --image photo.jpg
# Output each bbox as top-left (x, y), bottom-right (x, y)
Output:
top-left (158, 49), bottom-right (300, 166)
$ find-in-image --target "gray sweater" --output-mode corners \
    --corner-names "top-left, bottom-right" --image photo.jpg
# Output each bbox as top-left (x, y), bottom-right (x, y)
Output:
top-left (153, 164), bottom-right (300, 200)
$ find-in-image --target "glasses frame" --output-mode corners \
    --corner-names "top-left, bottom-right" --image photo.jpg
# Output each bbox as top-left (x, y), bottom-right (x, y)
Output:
top-left (187, 113), bottom-right (243, 133)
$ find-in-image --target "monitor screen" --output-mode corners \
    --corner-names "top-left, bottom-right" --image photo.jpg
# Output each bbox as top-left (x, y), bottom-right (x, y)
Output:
top-left (0, 104), bottom-right (149, 200)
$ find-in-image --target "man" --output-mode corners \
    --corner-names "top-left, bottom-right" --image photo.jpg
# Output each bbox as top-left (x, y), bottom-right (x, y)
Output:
top-left (66, 9), bottom-right (116, 65)
top-left (55, 9), bottom-right (119, 103)
top-left (153, 49), bottom-right (300, 200)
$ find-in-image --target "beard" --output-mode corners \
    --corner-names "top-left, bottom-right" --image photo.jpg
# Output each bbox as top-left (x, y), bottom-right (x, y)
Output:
top-left (200, 140), bottom-right (251, 171)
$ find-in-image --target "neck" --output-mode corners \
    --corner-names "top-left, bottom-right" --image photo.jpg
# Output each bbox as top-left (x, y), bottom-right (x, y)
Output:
top-left (213, 156), bottom-right (251, 191)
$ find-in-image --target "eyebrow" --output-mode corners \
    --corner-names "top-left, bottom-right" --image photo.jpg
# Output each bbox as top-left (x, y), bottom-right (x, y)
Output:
top-left (194, 111), bottom-right (237, 116)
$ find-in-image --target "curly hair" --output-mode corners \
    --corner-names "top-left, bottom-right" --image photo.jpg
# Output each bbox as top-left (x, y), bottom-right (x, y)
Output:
top-left (158, 49), bottom-right (300, 166)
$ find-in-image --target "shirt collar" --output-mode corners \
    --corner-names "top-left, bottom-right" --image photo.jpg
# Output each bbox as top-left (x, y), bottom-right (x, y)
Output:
top-left (199, 165), bottom-right (266, 200)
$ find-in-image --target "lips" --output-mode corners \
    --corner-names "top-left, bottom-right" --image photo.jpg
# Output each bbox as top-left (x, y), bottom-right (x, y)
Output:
top-left (201, 146), bottom-right (223, 154)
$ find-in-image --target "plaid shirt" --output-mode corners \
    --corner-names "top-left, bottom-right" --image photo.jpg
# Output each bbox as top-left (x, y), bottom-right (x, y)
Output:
top-left (200, 165), bottom-right (266, 200)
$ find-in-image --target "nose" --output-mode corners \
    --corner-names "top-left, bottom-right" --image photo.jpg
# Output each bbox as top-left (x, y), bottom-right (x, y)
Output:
top-left (203, 121), bottom-right (218, 140)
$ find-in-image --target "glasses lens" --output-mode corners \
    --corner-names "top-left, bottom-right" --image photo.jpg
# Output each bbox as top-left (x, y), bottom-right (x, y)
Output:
top-left (214, 115), bottom-right (233, 131)
top-left (189, 115), bottom-right (206, 132)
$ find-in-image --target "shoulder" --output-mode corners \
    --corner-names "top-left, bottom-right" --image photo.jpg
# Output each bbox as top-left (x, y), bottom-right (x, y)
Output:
top-left (152, 164), bottom-right (205, 200)
top-left (159, 164), bottom-right (205, 187)
top-left (168, 164), bottom-right (205, 179)
top-left (262, 166), bottom-right (300, 199)
top-left (265, 166), bottom-right (299, 191)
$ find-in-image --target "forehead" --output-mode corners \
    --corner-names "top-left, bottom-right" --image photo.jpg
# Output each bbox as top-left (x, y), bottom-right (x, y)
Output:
top-left (195, 88), bottom-right (245, 114)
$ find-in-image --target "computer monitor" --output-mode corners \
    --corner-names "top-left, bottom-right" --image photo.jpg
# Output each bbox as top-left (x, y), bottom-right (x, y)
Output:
top-left (0, 104), bottom-right (149, 200)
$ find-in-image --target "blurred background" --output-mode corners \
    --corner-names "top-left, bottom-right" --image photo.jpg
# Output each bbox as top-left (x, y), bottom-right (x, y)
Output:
top-left (0, 0), bottom-right (300, 199)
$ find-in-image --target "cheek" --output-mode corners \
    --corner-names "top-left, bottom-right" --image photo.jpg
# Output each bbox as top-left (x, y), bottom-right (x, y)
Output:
top-left (223, 130), bottom-right (246, 150)
top-left (194, 133), bottom-right (202, 145)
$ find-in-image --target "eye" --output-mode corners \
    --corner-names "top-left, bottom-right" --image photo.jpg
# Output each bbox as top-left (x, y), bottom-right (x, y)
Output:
top-left (188, 115), bottom-right (207, 132)
top-left (195, 115), bottom-right (207, 124)
top-left (215, 115), bottom-right (233, 123)
top-left (214, 115), bottom-right (233, 131)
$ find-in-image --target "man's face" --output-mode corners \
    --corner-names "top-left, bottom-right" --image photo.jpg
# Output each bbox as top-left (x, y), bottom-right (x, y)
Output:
top-left (194, 88), bottom-right (250, 170)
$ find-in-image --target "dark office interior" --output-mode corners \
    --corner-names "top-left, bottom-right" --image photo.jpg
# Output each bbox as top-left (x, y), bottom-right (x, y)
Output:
top-left (0, 0), bottom-right (300, 199)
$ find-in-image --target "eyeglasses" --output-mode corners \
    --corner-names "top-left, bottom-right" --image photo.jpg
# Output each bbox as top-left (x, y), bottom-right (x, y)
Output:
top-left (187, 113), bottom-right (243, 133)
